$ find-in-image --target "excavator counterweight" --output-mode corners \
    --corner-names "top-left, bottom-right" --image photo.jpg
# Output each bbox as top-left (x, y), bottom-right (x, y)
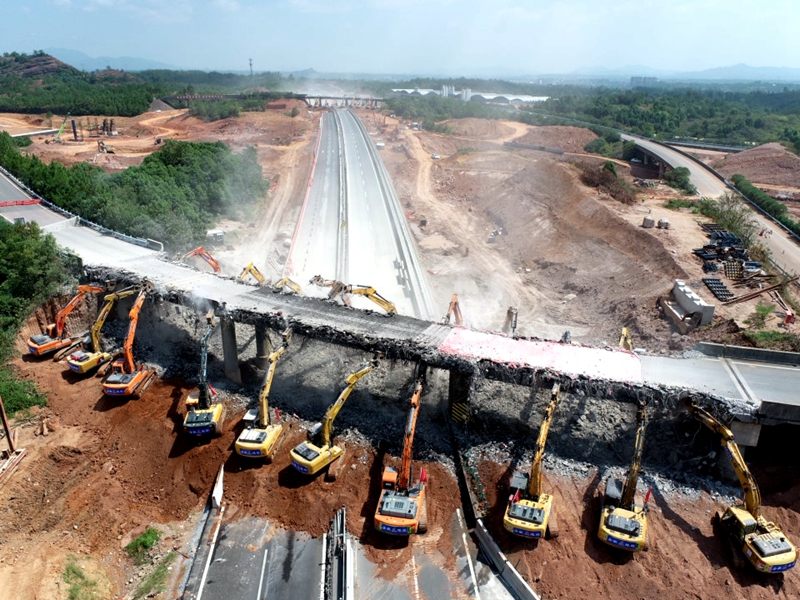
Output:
top-left (504, 384), bottom-right (561, 539)
top-left (235, 329), bottom-right (292, 459)
top-left (28, 284), bottom-right (107, 356)
top-left (683, 398), bottom-right (797, 573)
top-left (290, 356), bottom-right (380, 477)
top-left (597, 399), bottom-right (648, 551)
top-left (375, 367), bottom-right (428, 536)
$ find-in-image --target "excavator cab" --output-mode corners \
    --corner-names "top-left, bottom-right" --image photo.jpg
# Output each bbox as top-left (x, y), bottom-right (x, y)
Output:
top-left (290, 357), bottom-right (380, 478)
top-left (27, 284), bottom-right (107, 356)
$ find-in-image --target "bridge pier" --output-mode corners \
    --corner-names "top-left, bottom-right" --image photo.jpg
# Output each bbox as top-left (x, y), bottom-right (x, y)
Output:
top-left (220, 309), bottom-right (242, 384)
top-left (449, 369), bottom-right (474, 422)
top-left (255, 322), bottom-right (270, 370)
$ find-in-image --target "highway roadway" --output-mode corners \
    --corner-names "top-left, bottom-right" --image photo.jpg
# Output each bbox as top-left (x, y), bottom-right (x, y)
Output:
top-left (285, 109), bottom-right (436, 320)
top-left (625, 135), bottom-right (800, 276)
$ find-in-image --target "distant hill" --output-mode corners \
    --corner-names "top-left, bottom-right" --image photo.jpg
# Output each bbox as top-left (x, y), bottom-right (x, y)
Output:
top-left (0, 51), bottom-right (78, 78)
top-left (45, 47), bottom-right (180, 72)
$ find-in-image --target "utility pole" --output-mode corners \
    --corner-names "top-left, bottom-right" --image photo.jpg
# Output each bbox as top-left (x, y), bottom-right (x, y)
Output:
top-left (249, 58), bottom-right (253, 77)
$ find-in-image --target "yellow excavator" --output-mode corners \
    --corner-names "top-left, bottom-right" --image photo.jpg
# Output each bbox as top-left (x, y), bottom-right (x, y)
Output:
top-left (504, 383), bottom-right (562, 540)
top-left (239, 262), bottom-right (267, 285)
top-left (290, 356), bottom-right (380, 478)
top-left (309, 275), bottom-right (397, 316)
top-left (27, 284), bottom-right (107, 356)
top-left (183, 313), bottom-right (226, 436)
top-left (375, 368), bottom-right (428, 536)
top-left (64, 285), bottom-right (141, 374)
top-left (102, 284), bottom-right (157, 399)
top-left (235, 329), bottom-right (292, 459)
top-left (273, 276), bottom-right (303, 295)
top-left (597, 399), bottom-right (649, 551)
top-left (682, 398), bottom-right (797, 573)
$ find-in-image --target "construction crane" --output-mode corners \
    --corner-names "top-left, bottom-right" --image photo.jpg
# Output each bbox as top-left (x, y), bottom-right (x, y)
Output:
top-left (504, 383), bottom-right (562, 540)
top-left (182, 246), bottom-right (221, 274)
top-left (235, 329), bottom-right (292, 459)
top-left (102, 283), bottom-right (157, 398)
top-left (682, 398), bottom-right (797, 572)
top-left (239, 262), bottom-right (267, 285)
top-left (597, 399), bottom-right (649, 552)
top-left (290, 356), bottom-right (380, 478)
top-left (183, 313), bottom-right (226, 436)
top-left (441, 294), bottom-right (462, 326)
top-left (374, 367), bottom-right (429, 536)
top-left (27, 284), bottom-right (107, 356)
top-left (63, 285), bottom-right (141, 374)
top-left (309, 275), bottom-right (397, 316)
top-left (273, 276), bottom-right (303, 295)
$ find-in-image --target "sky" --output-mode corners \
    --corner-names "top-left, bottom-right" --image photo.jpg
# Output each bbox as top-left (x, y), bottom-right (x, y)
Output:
top-left (2, 0), bottom-right (800, 75)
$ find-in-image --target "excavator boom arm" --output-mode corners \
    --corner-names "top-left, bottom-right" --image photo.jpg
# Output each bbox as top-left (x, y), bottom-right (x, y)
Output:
top-left (529, 384), bottom-right (561, 498)
top-left (90, 287), bottom-right (139, 353)
top-left (121, 286), bottom-right (149, 374)
top-left (183, 247), bottom-right (221, 274)
top-left (257, 330), bottom-right (292, 428)
top-left (398, 374), bottom-right (425, 490)
top-left (196, 316), bottom-right (218, 409)
top-left (54, 285), bottom-right (106, 338)
top-left (682, 399), bottom-right (762, 517)
top-left (320, 358), bottom-right (379, 447)
top-left (239, 262), bottom-right (267, 285)
top-left (620, 400), bottom-right (648, 509)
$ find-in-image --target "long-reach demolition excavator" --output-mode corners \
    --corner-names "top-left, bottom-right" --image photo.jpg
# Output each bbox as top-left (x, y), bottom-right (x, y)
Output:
top-left (27, 285), bottom-right (107, 356)
top-left (102, 284), bottom-right (157, 398)
top-left (273, 276), bottom-right (303, 295)
top-left (504, 383), bottom-right (562, 539)
top-left (64, 286), bottom-right (140, 374)
top-left (183, 313), bottom-right (226, 436)
top-left (290, 356), bottom-right (380, 478)
top-left (235, 329), bottom-right (292, 459)
top-left (597, 399), bottom-right (649, 551)
top-left (375, 368), bottom-right (428, 536)
top-left (682, 398), bottom-right (797, 573)
top-left (239, 263), bottom-right (303, 294)
top-left (182, 246), bottom-right (221, 274)
top-left (309, 275), bottom-right (397, 316)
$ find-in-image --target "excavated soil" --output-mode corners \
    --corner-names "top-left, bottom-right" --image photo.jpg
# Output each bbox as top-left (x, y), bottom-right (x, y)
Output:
top-left (714, 142), bottom-right (800, 189)
top-left (513, 125), bottom-right (598, 154)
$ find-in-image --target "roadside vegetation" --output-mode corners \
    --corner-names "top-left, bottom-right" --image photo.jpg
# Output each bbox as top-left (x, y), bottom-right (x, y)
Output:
top-left (731, 173), bottom-right (800, 236)
top-left (0, 133), bottom-right (269, 249)
top-left (62, 556), bottom-right (100, 600)
top-left (125, 527), bottom-right (162, 564)
top-left (134, 552), bottom-right (176, 600)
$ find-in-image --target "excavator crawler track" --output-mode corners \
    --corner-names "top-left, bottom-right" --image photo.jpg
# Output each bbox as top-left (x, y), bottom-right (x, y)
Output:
top-left (53, 341), bottom-right (83, 362)
top-left (546, 509), bottom-right (559, 539)
top-left (133, 369), bottom-right (158, 400)
top-left (417, 494), bottom-right (429, 534)
top-left (325, 447), bottom-right (346, 482)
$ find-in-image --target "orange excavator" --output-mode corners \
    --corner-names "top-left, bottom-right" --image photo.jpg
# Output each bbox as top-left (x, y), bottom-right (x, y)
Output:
top-left (374, 367), bottom-right (428, 536)
top-left (441, 294), bottom-right (463, 326)
top-left (182, 246), bottom-right (221, 274)
top-left (102, 283), bottom-right (157, 398)
top-left (27, 284), bottom-right (107, 356)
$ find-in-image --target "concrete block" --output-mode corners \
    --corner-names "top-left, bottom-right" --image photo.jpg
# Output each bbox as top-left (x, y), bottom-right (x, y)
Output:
top-left (730, 420), bottom-right (761, 447)
top-left (673, 280), bottom-right (714, 325)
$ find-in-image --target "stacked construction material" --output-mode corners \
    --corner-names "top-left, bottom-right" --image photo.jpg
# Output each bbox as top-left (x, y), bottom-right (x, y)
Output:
top-left (702, 278), bottom-right (735, 301)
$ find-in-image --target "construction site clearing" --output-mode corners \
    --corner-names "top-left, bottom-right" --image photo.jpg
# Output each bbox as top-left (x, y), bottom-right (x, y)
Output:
top-left (3, 107), bottom-right (800, 599)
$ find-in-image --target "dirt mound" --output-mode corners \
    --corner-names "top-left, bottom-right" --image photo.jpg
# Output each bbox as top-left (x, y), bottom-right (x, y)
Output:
top-left (714, 142), bottom-right (800, 187)
top-left (514, 125), bottom-right (598, 154)
top-left (442, 118), bottom-right (515, 140)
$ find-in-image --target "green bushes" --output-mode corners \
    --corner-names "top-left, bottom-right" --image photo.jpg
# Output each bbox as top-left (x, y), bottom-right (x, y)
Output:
top-left (664, 166), bottom-right (697, 194)
top-left (0, 133), bottom-right (269, 249)
top-left (731, 173), bottom-right (800, 237)
top-left (125, 527), bottom-right (162, 563)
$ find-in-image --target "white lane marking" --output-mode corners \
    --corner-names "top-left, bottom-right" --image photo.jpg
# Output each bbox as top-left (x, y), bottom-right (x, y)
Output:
top-left (196, 505), bottom-right (225, 600)
top-left (726, 360), bottom-right (758, 402)
top-left (256, 548), bottom-right (269, 600)
top-left (411, 554), bottom-right (420, 600)
top-left (721, 358), bottom-right (751, 401)
top-left (462, 532), bottom-right (482, 600)
top-left (318, 532), bottom-right (327, 600)
top-left (731, 361), bottom-right (800, 372)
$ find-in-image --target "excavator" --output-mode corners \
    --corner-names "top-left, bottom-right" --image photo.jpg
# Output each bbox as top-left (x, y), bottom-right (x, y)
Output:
top-left (309, 275), bottom-right (397, 316)
top-left (27, 284), bottom-right (107, 356)
top-left (183, 313), bottom-right (226, 436)
top-left (182, 246), bottom-right (221, 274)
top-left (102, 284), bottom-right (157, 398)
top-left (64, 285), bottom-right (141, 374)
top-left (441, 294), bottom-right (463, 326)
top-left (374, 368), bottom-right (428, 536)
top-left (682, 398), bottom-right (797, 573)
top-left (273, 276), bottom-right (303, 295)
top-left (235, 329), bottom-right (292, 459)
top-left (597, 399), bottom-right (649, 552)
top-left (504, 383), bottom-right (562, 540)
top-left (239, 262), bottom-right (267, 285)
top-left (290, 356), bottom-right (380, 478)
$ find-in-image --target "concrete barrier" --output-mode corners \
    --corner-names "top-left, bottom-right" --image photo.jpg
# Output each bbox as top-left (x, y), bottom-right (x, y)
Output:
top-left (42, 216), bottom-right (79, 232)
top-left (474, 519), bottom-right (540, 600)
top-left (673, 280), bottom-right (714, 325)
top-left (696, 341), bottom-right (800, 366)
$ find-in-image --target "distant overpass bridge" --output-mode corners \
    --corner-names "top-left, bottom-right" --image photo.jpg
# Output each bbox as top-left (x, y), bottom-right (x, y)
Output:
top-left (303, 95), bottom-right (385, 108)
